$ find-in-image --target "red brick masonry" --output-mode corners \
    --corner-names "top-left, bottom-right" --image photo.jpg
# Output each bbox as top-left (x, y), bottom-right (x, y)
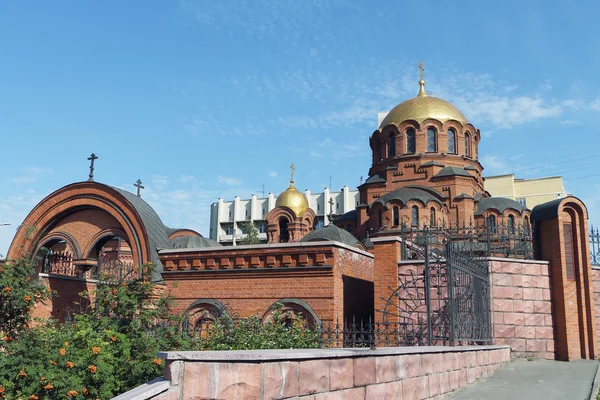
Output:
top-left (149, 345), bottom-right (510, 400)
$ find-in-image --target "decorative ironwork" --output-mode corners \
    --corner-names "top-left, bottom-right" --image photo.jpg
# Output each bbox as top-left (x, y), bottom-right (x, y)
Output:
top-left (39, 251), bottom-right (135, 282)
top-left (591, 226), bottom-right (600, 266)
top-left (398, 221), bottom-right (533, 261)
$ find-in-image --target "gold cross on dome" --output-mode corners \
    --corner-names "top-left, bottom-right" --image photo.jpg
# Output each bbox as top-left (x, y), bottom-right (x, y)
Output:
top-left (290, 163), bottom-right (295, 183)
top-left (419, 61), bottom-right (424, 81)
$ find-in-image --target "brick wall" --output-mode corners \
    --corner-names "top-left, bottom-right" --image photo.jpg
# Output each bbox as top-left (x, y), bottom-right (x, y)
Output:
top-left (592, 267), bottom-right (600, 352)
top-left (146, 345), bottom-right (510, 400)
top-left (160, 242), bottom-right (374, 323)
top-left (489, 258), bottom-right (555, 359)
top-left (31, 274), bottom-right (96, 321)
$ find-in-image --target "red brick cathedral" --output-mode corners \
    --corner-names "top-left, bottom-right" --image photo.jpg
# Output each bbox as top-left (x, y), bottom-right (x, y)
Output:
top-left (6, 67), bottom-right (598, 361)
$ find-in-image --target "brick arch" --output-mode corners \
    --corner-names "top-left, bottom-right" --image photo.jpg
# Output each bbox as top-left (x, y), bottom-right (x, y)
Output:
top-left (82, 228), bottom-right (129, 258)
top-left (7, 182), bottom-right (152, 270)
top-left (262, 298), bottom-right (321, 328)
top-left (35, 231), bottom-right (82, 259)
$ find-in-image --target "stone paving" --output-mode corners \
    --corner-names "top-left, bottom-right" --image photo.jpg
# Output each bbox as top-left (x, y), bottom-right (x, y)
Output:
top-left (450, 359), bottom-right (599, 400)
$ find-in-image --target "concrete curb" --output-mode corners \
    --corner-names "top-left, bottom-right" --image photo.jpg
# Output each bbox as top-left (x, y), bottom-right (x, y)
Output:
top-left (588, 361), bottom-right (600, 400)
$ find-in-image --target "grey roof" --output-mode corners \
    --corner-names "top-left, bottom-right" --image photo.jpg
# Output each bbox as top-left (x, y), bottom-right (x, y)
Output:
top-left (530, 198), bottom-right (564, 222)
top-left (300, 225), bottom-right (360, 247)
top-left (364, 174), bottom-right (386, 184)
top-left (170, 235), bottom-right (223, 249)
top-left (454, 193), bottom-right (474, 200)
top-left (336, 210), bottom-right (357, 224)
top-left (464, 165), bottom-right (478, 171)
top-left (421, 161), bottom-right (445, 167)
top-left (111, 186), bottom-right (171, 281)
top-left (433, 166), bottom-right (472, 178)
top-left (165, 227), bottom-right (201, 238)
top-left (475, 197), bottom-right (528, 216)
top-left (373, 187), bottom-right (444, 207)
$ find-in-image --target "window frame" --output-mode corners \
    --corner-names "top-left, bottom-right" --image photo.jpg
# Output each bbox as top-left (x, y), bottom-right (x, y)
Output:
top-left (448, 128), bottom-right (457, 154)
top-left (426, 127), bottom-right (437, 152)
top-left (406, 128), bottom-right (416, 154)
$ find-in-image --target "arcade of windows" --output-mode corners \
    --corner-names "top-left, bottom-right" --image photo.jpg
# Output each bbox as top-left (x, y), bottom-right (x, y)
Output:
top-left (381, 127), bottom-right (473, 158)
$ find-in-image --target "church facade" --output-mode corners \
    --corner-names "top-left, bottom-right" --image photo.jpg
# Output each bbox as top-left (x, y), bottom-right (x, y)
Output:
top-left (5, 67), bottom-right (598, 361)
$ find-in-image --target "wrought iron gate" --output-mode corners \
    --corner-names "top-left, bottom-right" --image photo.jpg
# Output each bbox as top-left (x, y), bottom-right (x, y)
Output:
top-left (381, 227), bottom-right (491, 346)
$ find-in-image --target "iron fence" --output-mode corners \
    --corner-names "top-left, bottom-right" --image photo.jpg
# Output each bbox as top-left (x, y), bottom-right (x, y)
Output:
top-left (591, 226), bottom-right (600, 266)
top-left (398, 222), bottom-right (533, 261)
top-left (39, 251), bottom-right (136, 281)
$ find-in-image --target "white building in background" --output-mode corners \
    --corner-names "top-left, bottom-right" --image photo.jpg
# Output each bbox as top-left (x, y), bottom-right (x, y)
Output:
top-left (209, 187), bottom-right (360, 245)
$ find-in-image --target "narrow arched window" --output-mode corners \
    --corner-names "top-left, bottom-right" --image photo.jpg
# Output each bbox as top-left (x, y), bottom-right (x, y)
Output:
top-left (406, 128), bottom-right (416, 154)
top-left (427, 127), bottom-right (437, 152)
top-left (448, 129), bottom-right (456, 154)
top-left (508, 215), bottom-right (515, 234)
top-left (381, 139), bottom-right (386, 161)
top-left (487, 215), bottom-right (496, 233)
top-left (393, 206), bottom-right (399, 226)
top-left (388, 132), bottom-right (396, 158)
top-left (465, 133), bottom-right (471, 157)
top-left (378, 210), bottom-right (383, 229)
top-left (524, 215), bottom-right (530, 231)
top-left (430, 208), bottom-right (436, 227)
top-left (411, 206), bottom-right (419, 227)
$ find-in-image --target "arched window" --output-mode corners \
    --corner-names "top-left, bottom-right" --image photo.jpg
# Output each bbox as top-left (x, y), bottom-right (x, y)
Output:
top-left (448, 129), bottom-right (456, 154)
top-left (406, 128), bottom-right (416, 154)
top-left (393, 206), bottom-right (400, 226)
top-left (381, 139), bottom-right (386, 161)
top-left (524, 215), bottom-right (530, 230)
top-left (388, 132), bottom-right (396, 158)
top-left (465, 133), bottom-right (471, 157)
top-left (427, 127), bottom-right (437, 152)
top-left (487, 215), bottom-right (496, 233)
top-left (508, 215), bottom-right (515, 234)
top-left (411, 206), bottom-right (419, 227)
top-left (430, 208), bottom-right (436, 227)
top-left (279, 217), bottom-right (290, 243)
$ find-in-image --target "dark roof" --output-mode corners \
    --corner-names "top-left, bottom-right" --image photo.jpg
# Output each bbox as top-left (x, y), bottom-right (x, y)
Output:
top-left (421, 161), bottom-right (445, 167)
top-left (464, 165), bottom-right (478, 171)
top-left (300, 225), bottom-right (360, 247)
top-left (111, 186), bottom-right (171, 281)
top-left (454, 193), bottom-right (474, 200)
top-left (433, 166), bottom-right (472, 178)
top-left (364, 174), bottom-right (386, 184)
top-left (170, 235), bottom-right (222, 249)
top-left (336, 209), bottom-right (357, 224)
top-left (530, 198), bottom-right (564, 222)
top-left (165, 227), bottom-right (201, 238)
top-left (475, 197), bottom-right (528, 216)
top-left (373, 187), bottom-right (444, 207)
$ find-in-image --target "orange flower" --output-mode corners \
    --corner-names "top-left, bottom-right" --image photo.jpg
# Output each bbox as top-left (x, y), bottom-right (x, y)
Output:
top-left (91, 346), bottom-right (101, 355)
top-left (40, 377), bottom-right (46, 381)
top-left (29, 395), bottom-right (39, 400)
top-left (110, 336), bottom-right (117, 342)
top-left (50, 360), bottom-right (58, 366)
top-left (152, 358), bottom-right (162, 366)
top-left (43, 383), bottom-right (54, 390)
top-left (59, 348), bottom-right (66, 356)
top-left (88, 365), bottom-right (97, 374)
top-left (3, 336), bottom-right (12, 342)
top-left (3, 287), bottom-right (11, 293)
top-left (66, 361), bottom-right (75, 368)
top-left (64, 341), bottom-right (69, 347)
top-left (82, 388), bottom-right (89, 395)
top-left (112, 288), bottom-right (118, 295)
top-left (0, 387), bottom-right (4, 393)
top-left (67, 390), bottom-right (78, 397)
top-left (18, 369), bottom-right (27, 377)
top-left (24, 295), bottom-right (32, 301)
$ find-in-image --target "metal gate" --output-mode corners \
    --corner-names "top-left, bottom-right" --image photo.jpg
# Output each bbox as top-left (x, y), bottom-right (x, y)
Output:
top-left (381, 227), bottom-right (491, 346)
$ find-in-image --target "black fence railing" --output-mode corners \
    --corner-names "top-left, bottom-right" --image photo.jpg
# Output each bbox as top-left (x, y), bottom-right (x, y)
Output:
top-left (40, 252), bottom-right (136, 281)
top-left (591, 226), bottom-right (600, 266)
top-left (397, 222), bottom-right (534, 260)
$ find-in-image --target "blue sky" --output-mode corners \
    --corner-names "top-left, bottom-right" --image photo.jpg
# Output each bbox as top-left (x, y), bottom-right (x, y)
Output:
top-left (2, 0), bottom-right (600, 255)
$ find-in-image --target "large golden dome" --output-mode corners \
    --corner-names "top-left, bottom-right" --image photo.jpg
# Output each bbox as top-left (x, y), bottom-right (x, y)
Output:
top-left (379, 66), bottom-right (468, 128)
top-left (275, 182), bottom-right (309, 217)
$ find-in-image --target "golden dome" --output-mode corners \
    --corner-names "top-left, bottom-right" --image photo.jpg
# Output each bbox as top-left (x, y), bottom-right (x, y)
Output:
top-left (275, 163), bottom-right (310, 217)
top-left (379, 64), bottom-right (468, 128)
top-left (275, 182), bottom-right (309, 217)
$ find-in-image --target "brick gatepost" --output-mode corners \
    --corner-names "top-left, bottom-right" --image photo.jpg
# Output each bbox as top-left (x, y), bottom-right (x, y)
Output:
top-left (370, 237), bottom-right (402, 324)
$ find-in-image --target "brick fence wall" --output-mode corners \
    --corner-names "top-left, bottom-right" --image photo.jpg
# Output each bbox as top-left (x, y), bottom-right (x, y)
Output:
top-left (124, 345), bottom-right (510, 400)
top-left (489, 258), bottom-right (555, 359)
top-left (592, 267), bottom-right (600, 352)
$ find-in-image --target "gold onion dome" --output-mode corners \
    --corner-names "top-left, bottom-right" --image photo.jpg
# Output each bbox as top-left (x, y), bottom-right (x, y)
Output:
top-left (379, 63), bottom-right (468, 128)
top-left (275, 164), bottom-right (309, 217)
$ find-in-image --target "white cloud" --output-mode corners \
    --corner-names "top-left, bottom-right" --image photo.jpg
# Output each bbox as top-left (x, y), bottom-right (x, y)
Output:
top-left (218, 176), bottom-right (242, 185)
top-left (268, 171), bottom-right (278, 177)
top-left (591, 98), bottom-right (600, 112)
top-left (11, 167), bottom-right (53, 184)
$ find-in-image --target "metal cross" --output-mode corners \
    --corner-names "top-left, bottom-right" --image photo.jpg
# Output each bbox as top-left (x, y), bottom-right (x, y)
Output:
top-left (290, 163), bottom-right (295, 183)
top-left (329, 197), bottom-right (334, 215)
top-left (419, 61), bottom-right (424, 80)
top-left (87, 153), bottom-right (98, 181)
top-left (134, 179), bottom-right (145, 197)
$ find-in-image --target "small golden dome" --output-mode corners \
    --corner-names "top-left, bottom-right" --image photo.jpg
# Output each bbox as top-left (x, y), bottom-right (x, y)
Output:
top-left (379, 63), bottom-right (468, 128)
top-left (275, 163), bottom-right (309, 217)
top-left (275, 182), bottom-right (309, 217)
